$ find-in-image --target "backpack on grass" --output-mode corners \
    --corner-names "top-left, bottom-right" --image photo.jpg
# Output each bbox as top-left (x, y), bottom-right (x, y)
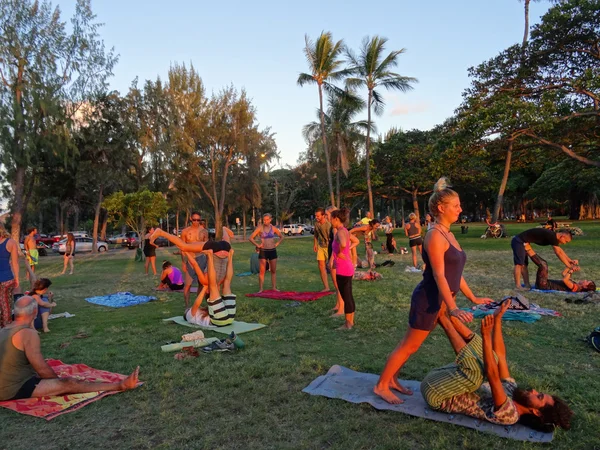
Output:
top-left (586, 327), bottom-right (600, 353)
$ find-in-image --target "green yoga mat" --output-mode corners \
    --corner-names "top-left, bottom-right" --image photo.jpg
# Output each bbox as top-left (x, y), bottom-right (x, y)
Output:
top-left (162, 316), bottom-right (266, 335)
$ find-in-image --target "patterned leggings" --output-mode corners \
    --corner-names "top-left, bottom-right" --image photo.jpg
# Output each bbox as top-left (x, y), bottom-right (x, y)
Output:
top-left (0, 279), bottom-right (16, 328)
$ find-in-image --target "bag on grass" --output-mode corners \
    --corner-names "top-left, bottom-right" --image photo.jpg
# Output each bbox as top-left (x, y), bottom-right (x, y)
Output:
top-left (499, 294), bottom-right (530, 310)
top-left (586, 327), bottom-right (600, 353)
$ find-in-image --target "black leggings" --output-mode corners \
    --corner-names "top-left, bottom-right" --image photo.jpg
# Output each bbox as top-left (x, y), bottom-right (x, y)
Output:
top-left (162, 276), bottom-right (185, 291)
top-left (531, 254), bottom-right (568, 291)
top-left (336, 275), bottom-right (355, 314)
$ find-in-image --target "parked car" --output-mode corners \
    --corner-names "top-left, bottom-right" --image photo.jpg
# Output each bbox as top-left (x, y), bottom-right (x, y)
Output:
top-left (121, 231), bottom-right (140, 249)
top-left (20, 242), bottom-right (49, 257)
top-left (282, 224), bottom-right (305, 236)
top-left (52, 237), bottom-right (108, 254)
top-left (303, 224), bottom-right (314, 234)
top-left (108, 233), bottom-right (127, 244)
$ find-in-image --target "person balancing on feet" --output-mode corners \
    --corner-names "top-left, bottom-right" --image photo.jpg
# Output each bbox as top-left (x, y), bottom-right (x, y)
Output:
top-left (511, 227), bottom-right (576, 290)
top-left (421, 301), bottom-right (573, 432)
top-left (0, 296), bottom-right (140, 401)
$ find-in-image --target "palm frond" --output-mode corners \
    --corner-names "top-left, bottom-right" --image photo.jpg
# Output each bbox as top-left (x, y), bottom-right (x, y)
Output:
top-left (371, 89), bottom-right (385, 116)
top-left (297, 72), bottom-right (316, 87)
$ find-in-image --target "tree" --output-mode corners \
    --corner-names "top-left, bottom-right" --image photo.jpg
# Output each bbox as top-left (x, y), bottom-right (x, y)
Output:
top-left (297, 31), bottom-right (347, 207)
top-left (346, 36), bottom-right (417, 217)
top-left (0, 0), bottom-right (117, 241)
top-left (103, 190), bottom-right (168, 253)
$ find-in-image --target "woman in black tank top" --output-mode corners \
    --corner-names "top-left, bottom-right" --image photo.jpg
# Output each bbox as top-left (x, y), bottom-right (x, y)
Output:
top-left (404, 213), bottom-right (423, 270)
top-left (374, 177), bottom-right (494, 404)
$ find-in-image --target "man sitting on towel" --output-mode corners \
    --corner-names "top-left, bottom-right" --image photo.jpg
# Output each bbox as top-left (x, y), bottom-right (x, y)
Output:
top-left (185, 248), bottom-right (236, 327)
top-left (529, 253), bottom-right (595, 293)
top-left (0, 296), bottom-right (140, 401)
top-left (421, 301), bottom-right (573, 431)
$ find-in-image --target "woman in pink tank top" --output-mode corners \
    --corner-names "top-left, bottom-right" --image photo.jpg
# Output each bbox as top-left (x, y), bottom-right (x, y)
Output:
top-left (331, 209), bottom-right (356, 330)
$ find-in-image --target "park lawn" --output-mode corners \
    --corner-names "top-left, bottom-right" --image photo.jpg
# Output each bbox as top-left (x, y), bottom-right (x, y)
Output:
top-left (1, 222), bottom-right (599, 450)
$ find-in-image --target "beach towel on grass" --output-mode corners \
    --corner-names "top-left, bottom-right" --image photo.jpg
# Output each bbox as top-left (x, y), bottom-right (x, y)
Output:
top-left (462, 308), bottom-right (542, 323)
top-left (245, 290), bottom-right (333, 302)
top-left (0, 359), bottom-right (141, 420)
top-left (162, 316), bottom-right (266, 335)
top-left (473, 303), bottom-right (560, 317)
top-left (303, 365), bottom-right (552, 443)
top-left (85, 292), bottom-right (155, 308)
top-left (154, 286), bottom-right (198, 294)
top-left (236, 272), bottom-right (255, 277)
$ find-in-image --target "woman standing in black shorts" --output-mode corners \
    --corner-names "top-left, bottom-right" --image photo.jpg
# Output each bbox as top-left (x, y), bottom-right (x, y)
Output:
top-left (374, 177), bottom-right (493, 404)
top-left (249, 213), bottom-right (284, 292)
top-left (404, 213), bottom-right (423, 270)
top-left (143, 227), bottom-right (158, 276)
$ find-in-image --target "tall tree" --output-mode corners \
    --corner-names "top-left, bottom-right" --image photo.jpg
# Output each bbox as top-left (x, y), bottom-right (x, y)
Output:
top-left (346, 36), bottom-right (417, 217)
top-left (297, 31), bottom-right (347, 207)
top-left (0, 0), bottom-right (117, 241)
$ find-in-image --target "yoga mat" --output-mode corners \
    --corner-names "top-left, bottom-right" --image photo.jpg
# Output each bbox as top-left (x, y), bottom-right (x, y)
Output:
top-left (162, 316), bottom-right (266, 334)
top-left (161, 338), bottom-right (219, 352)
top-left (0, 359), bottom-right (141, 421)
top-left (303, 365), bottom-right (553, 443)
top-left (468, 310), bottom-right (541, 323)
top-left (236, 272), bottom-right (255, 277)
top-left (154, 286), bottom-right (198, 293)
top-left (85, 292), bottom-right (155, 308)
top-left (245, 290), bottom-right (333, 302)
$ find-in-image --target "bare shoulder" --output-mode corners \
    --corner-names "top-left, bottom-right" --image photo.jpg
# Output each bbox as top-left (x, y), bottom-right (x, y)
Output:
top-left (13, 327), bottom-right (39, 349)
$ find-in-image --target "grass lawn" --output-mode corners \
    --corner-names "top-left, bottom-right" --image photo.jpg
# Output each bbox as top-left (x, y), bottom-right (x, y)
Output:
top-left (2, 222), bottom-right (599, 449)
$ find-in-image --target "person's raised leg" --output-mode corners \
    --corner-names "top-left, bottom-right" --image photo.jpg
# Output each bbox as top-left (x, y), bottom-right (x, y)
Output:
top-left (31, 367), bottom-right (140, 397)
top-left (318, 259), bottom-right (329, 291)
top-left (203, 250), bottom-right (221, 301)
top-left (222, 249), bottom-right (234, 296)
top-left (269, 258), bottom-right (278, 291)
top-left (258, 259), bottom-right (266, 292)
top-left (183, 271), bottom-right (192, 309)
top-left (437, 306), bottom-right (468, 355)
top-left (374, 327), bottom-right (430, 404)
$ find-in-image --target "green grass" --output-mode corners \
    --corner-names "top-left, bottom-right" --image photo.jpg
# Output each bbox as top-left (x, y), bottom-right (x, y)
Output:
top-left (2, 222), bottom-right (600, 449)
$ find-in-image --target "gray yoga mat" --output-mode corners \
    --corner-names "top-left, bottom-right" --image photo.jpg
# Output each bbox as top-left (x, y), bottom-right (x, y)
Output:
top-left (303, 365), bottom-right (553, 443)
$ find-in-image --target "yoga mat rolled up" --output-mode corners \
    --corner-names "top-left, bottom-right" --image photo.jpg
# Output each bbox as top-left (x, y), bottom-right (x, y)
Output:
top-left (161, 338), bottom-right (219, 352)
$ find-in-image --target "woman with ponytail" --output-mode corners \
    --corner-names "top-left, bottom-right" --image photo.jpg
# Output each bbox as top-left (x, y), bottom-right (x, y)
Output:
top-left (374, 177), bottom-right (493, 404)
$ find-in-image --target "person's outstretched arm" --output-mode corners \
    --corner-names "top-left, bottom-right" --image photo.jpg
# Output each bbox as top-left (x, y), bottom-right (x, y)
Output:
top-left (350, 225), bottom-right (368, 236)
top-left (459, 277), bottom-right (494, 305)
top-left (481, 316), bottom-right (508, 409)
top-left (553, 245), bottom-right (577, 268)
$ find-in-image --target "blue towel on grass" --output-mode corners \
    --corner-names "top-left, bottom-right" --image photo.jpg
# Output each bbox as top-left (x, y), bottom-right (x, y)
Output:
top-left (236, 272), bottom-right (255, 277)
top-left (85, 292), bottom-right (156, 308)
top-left (466, 308), bottom-right (541, 323)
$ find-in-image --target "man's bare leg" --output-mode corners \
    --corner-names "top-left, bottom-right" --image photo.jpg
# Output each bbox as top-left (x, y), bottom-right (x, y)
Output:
top-left (31, 367), bottom-right (140, 397)
top-left (222, 250), bottom-right (234, 296)
top-left (318, 260), bottom-right (330, 291)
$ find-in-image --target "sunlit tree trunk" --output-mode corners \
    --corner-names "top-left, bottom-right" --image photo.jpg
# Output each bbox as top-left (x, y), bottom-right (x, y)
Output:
top-left (365, 90), bottom-right (374, 218)
top-left (318, 84), bottom-right (336, 207)
top-left (493, 139), bottom-right (514, 223)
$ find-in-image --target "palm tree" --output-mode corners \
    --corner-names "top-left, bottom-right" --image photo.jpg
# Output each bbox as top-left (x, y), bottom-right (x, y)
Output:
top-left (298, 31), bottom-right (347, 207)
top-left (303, 89), bottom-right (371, 207)
top-left (346, 36), bottom-right (417, 217)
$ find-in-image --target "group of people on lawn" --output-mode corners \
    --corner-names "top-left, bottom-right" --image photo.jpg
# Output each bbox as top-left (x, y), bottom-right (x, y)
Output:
top-left (1, 175), bottom-right (591, 433)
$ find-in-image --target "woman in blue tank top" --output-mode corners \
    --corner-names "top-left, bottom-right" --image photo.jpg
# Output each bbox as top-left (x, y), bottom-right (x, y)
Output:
top-left (0, 225), bottom-right (20, 328)
top-left (374, 178), bottom-right (494, 404)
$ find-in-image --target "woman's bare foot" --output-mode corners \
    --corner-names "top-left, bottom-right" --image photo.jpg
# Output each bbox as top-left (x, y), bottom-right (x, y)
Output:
top-left (321, 288), bottom-right (331, 292)
top-left (337, 322), bottom-right (353, 330)
top-left (119, 366), bottom-right (140, 391)
top-left (43, 328), bottom-right (50, 333)
top-left (390, 378), bottom-right (413, 396)
top-left (373, 384), bottom-right (404, 404)
top-left (330, 312), bottom-right (344, 317)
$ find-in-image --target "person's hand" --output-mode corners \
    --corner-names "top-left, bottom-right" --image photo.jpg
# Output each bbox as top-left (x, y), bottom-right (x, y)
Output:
top-left (14, 279), bottom-right (19, 289)
top-left (338, 252), bottom-right (347, 260)
top-left (313, 245), bottom-right (317, 253)
top-left (450, 308), bottom-right (473, 323)
top-left (51, 302), bottom-right (57, 307)
top-left (472, 297), bottom-right (494, 305)
top-left (570, 259), bottom-right (579, 266)
top-left (495, 299), bottom-right (510, 318)
top-left (480, 314), bottom-right (494, 336)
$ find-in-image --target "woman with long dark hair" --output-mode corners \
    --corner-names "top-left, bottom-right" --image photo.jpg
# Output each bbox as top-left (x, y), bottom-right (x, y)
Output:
top-left (61, 233), bottom-right (75, 275)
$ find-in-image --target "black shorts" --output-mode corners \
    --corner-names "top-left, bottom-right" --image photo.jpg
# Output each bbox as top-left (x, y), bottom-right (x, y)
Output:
top-left (409, 237), bottom-right (423, 248)
top-left (259, 249), bottom-right (277, 261)
top-left (10, 376), bottom-right (42, 400)
top-left (408, 284), bottom-right (441, 332)
top-left (143, 247), bottom-right (156, 258)
top-left (511, 236), bottom-right (528, 266)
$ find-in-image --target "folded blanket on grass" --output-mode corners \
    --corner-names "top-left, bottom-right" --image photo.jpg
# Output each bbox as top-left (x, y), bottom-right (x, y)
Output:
top-left (154, 286), bottom-right (198, 293)
top-left (0, 359), bottom-right (141, 420)
top-left (463, 308), bottom-right (542, 323)
top-left (85, 292), bottom-right (156, 308)
top-left (472, 303), bottom-right (560, 317)
top-left (303, 365), bottom-right (552, 443)
top-left (162, 316), bottom-right (266, 335)
top-left (245, 290), bottom-right (333, 301)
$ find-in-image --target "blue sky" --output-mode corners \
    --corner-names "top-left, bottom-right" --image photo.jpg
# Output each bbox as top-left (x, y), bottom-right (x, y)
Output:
top-left (57, 0), bottom-right (551, 167)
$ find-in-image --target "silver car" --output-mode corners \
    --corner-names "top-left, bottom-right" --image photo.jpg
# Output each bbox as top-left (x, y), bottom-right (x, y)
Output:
top-left (53, 237), bottom-right (108, 254)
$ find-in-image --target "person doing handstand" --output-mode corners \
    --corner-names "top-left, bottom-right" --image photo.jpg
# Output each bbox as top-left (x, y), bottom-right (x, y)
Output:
top-left (422, 301), bottom-right (573, 431)
top-left (0, 296), bottom-right (139, 401)
top-left (184, 249), bottom-right (236, 327)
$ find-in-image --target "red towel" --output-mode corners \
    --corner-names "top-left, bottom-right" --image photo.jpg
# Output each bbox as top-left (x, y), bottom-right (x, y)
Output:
top-left (0, 359), bottom-right (139, 420)
top-left (245, 290), bottom-right (333, 302)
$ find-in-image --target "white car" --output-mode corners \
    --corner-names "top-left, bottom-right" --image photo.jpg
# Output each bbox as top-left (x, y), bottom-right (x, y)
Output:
top-left (282, 224), bottom-right (305, 236)
top-left (52, 237), bottom-right (108, 254)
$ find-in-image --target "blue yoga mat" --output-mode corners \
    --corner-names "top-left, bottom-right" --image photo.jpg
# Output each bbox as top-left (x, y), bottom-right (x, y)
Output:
top-left (85, 292), bottom-right (156, 308)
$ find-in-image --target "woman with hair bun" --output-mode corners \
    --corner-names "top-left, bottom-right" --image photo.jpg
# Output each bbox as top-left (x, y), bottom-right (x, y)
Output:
top-left (374, 177), bottom-right (493, 404)
top-left (404, 212), bottom-right (423, 270)
top-left (330, 208), bottom-right (356, 330)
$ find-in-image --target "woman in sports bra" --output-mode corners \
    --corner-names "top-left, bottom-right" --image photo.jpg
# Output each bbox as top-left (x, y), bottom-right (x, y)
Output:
top-left (350, 219), bottom-right (380, 270)
top-left (374, 177), bottom-right (493, 405)
top-left (249, 213), bottom-right (284, 292)
top-left (404, 213), bottom-right (423, 270)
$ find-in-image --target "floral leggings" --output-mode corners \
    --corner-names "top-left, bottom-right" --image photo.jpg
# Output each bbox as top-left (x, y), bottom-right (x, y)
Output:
top-left (0, 279), bottom-right (16, 328)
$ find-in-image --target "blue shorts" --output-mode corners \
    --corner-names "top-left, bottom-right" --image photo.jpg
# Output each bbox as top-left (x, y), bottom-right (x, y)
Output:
top-left (408, 283), bottom-right (441, 332)
top-left (511, 236), bottom-right (528, 266)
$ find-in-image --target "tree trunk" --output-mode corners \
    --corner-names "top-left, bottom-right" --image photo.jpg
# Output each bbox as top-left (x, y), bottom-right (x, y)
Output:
top-left (38, 210), bottom-right (43, 234)
top-left (10, 166), bottom-right (26, 242)
top-left (100, 209), bottom-right (108, 241)
top-left (318, 84), bottom-right (336, 207)
top-left (412, 190), bottom-right (420, 221)
top-left (176, 209), bottom-right (180, 237)
top-left (366, 90), bottom-right (374, 218)
top-left (243, 211), bottom-right (247, 241)
top-left (492, 139), bottom-right (514, 223)
top-left (522, 0), bottom-right (530, 47)
top-left (92, 186), bottom-right (104, 253)
top-left (73, 207), bottom-right (79, 232)
top-left (336, 147), bottom-right (341, 209)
